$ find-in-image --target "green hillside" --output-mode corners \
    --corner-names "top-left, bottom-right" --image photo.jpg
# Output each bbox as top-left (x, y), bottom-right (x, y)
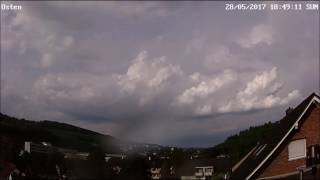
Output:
top-left (202, 121), bottom-right (279, 163)
top-left (0, 111), bottom-right (281, 164)
top-left (0, 113), bottom-right (119, 153)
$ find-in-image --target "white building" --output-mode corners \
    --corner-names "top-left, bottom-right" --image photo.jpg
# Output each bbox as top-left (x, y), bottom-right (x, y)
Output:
top-left (150, 167), bottom-right (161, 180)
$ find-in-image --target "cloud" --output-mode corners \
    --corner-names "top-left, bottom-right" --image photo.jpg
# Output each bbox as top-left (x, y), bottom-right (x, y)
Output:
top-left (195, 104), bottom-right (212, 116)
top-left (176, 69), bottom-right (236, 105)
top-left (1, 7), bottom-right (75, 70)
top-left (30, 51), bottom-right (184, 122)
top-left (41, 53), bottom-right (54, 68)
top-left (184, 37), bottom-right (206, 54)
top-left (30, 51), bottom-right (300, 127)
top-left (204, 46), bottom-right (236, 70)
top-left (101, 1), bottom-right (173, 17)
top-left (116, 51), bottom-right (183, 95)
top-left (218, 68), bottom-right (300, 113)
top-left (237, 24), bottom-right (274, 48)
top-left (240, 67), bottom-right (278, 96)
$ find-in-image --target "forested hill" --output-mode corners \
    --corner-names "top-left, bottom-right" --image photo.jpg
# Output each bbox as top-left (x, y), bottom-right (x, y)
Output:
top-left (0, 112), bottom-right (281, 161)
top-left (202, 121), bottom-right (279, 163)
top-left (0, 113), bottom-right (120, 153)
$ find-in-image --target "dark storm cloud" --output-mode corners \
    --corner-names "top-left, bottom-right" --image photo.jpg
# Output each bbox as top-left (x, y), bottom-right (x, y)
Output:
top-left (1, 1), bottom-right (318, 147)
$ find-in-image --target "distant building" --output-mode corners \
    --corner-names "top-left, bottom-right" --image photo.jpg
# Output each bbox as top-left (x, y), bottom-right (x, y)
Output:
top-left (24, 141), bottom-right (91, 160)
top-left (231, 93), bottom-right (320, 180)
top-left (178, 158), bottom-right (231, 180)
top-left (106, 157), bottom-right (124, 175)
top-left (105, 153), bottom-right (126, 161)
top-left (64, 152), bottom-right (89, 160)
top-left (194, 166), bottom-right (214, 180)
top-left (145, 156), bottom-right (231, 180)
top-left (150, 167), bottom-right (161, 180)
top-left (24, 141), bottom-right (56, 154)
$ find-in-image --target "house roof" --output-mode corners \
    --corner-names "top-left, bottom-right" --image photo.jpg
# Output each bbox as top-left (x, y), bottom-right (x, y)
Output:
top-left (231, 93), bottom-right (320, 180)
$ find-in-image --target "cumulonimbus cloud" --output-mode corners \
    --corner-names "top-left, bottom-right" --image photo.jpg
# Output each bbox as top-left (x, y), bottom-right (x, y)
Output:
top-left (32, 51), bottom-right (300, 121)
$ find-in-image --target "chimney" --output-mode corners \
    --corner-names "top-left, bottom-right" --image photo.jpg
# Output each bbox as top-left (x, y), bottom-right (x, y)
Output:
top-left (285, 107), bottom-right (293, 115)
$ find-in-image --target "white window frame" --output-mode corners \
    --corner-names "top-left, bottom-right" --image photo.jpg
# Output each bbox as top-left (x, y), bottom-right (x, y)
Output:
top-left (288, 138), bottom-right (306, 161)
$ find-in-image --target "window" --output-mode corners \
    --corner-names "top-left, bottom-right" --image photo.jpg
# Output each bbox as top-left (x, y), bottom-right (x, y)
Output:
top-left (255, 144), bottom-right (267, 156)
top-left (288, 139), bottom-right (306, 160)
top-left (196, 168), bottom-right (203, 173)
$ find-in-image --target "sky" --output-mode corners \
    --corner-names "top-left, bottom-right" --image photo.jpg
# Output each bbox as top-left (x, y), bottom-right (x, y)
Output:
top-left (1, 1), bottom-right (319, 147)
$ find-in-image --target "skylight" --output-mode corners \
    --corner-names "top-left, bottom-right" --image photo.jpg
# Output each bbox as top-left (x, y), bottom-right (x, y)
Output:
top-left (255, 144), bottom-right (267, 156)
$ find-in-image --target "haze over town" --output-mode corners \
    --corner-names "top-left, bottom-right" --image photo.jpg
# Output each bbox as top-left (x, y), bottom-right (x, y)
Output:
top-left (1, 1), bottom-right (319, 147)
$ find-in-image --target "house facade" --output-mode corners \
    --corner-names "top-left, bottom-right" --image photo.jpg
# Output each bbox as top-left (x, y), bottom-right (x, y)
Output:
top-left (231, 93), bottom-right (320, 180)
top-left (194, 166), bottom-right (214, 179)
